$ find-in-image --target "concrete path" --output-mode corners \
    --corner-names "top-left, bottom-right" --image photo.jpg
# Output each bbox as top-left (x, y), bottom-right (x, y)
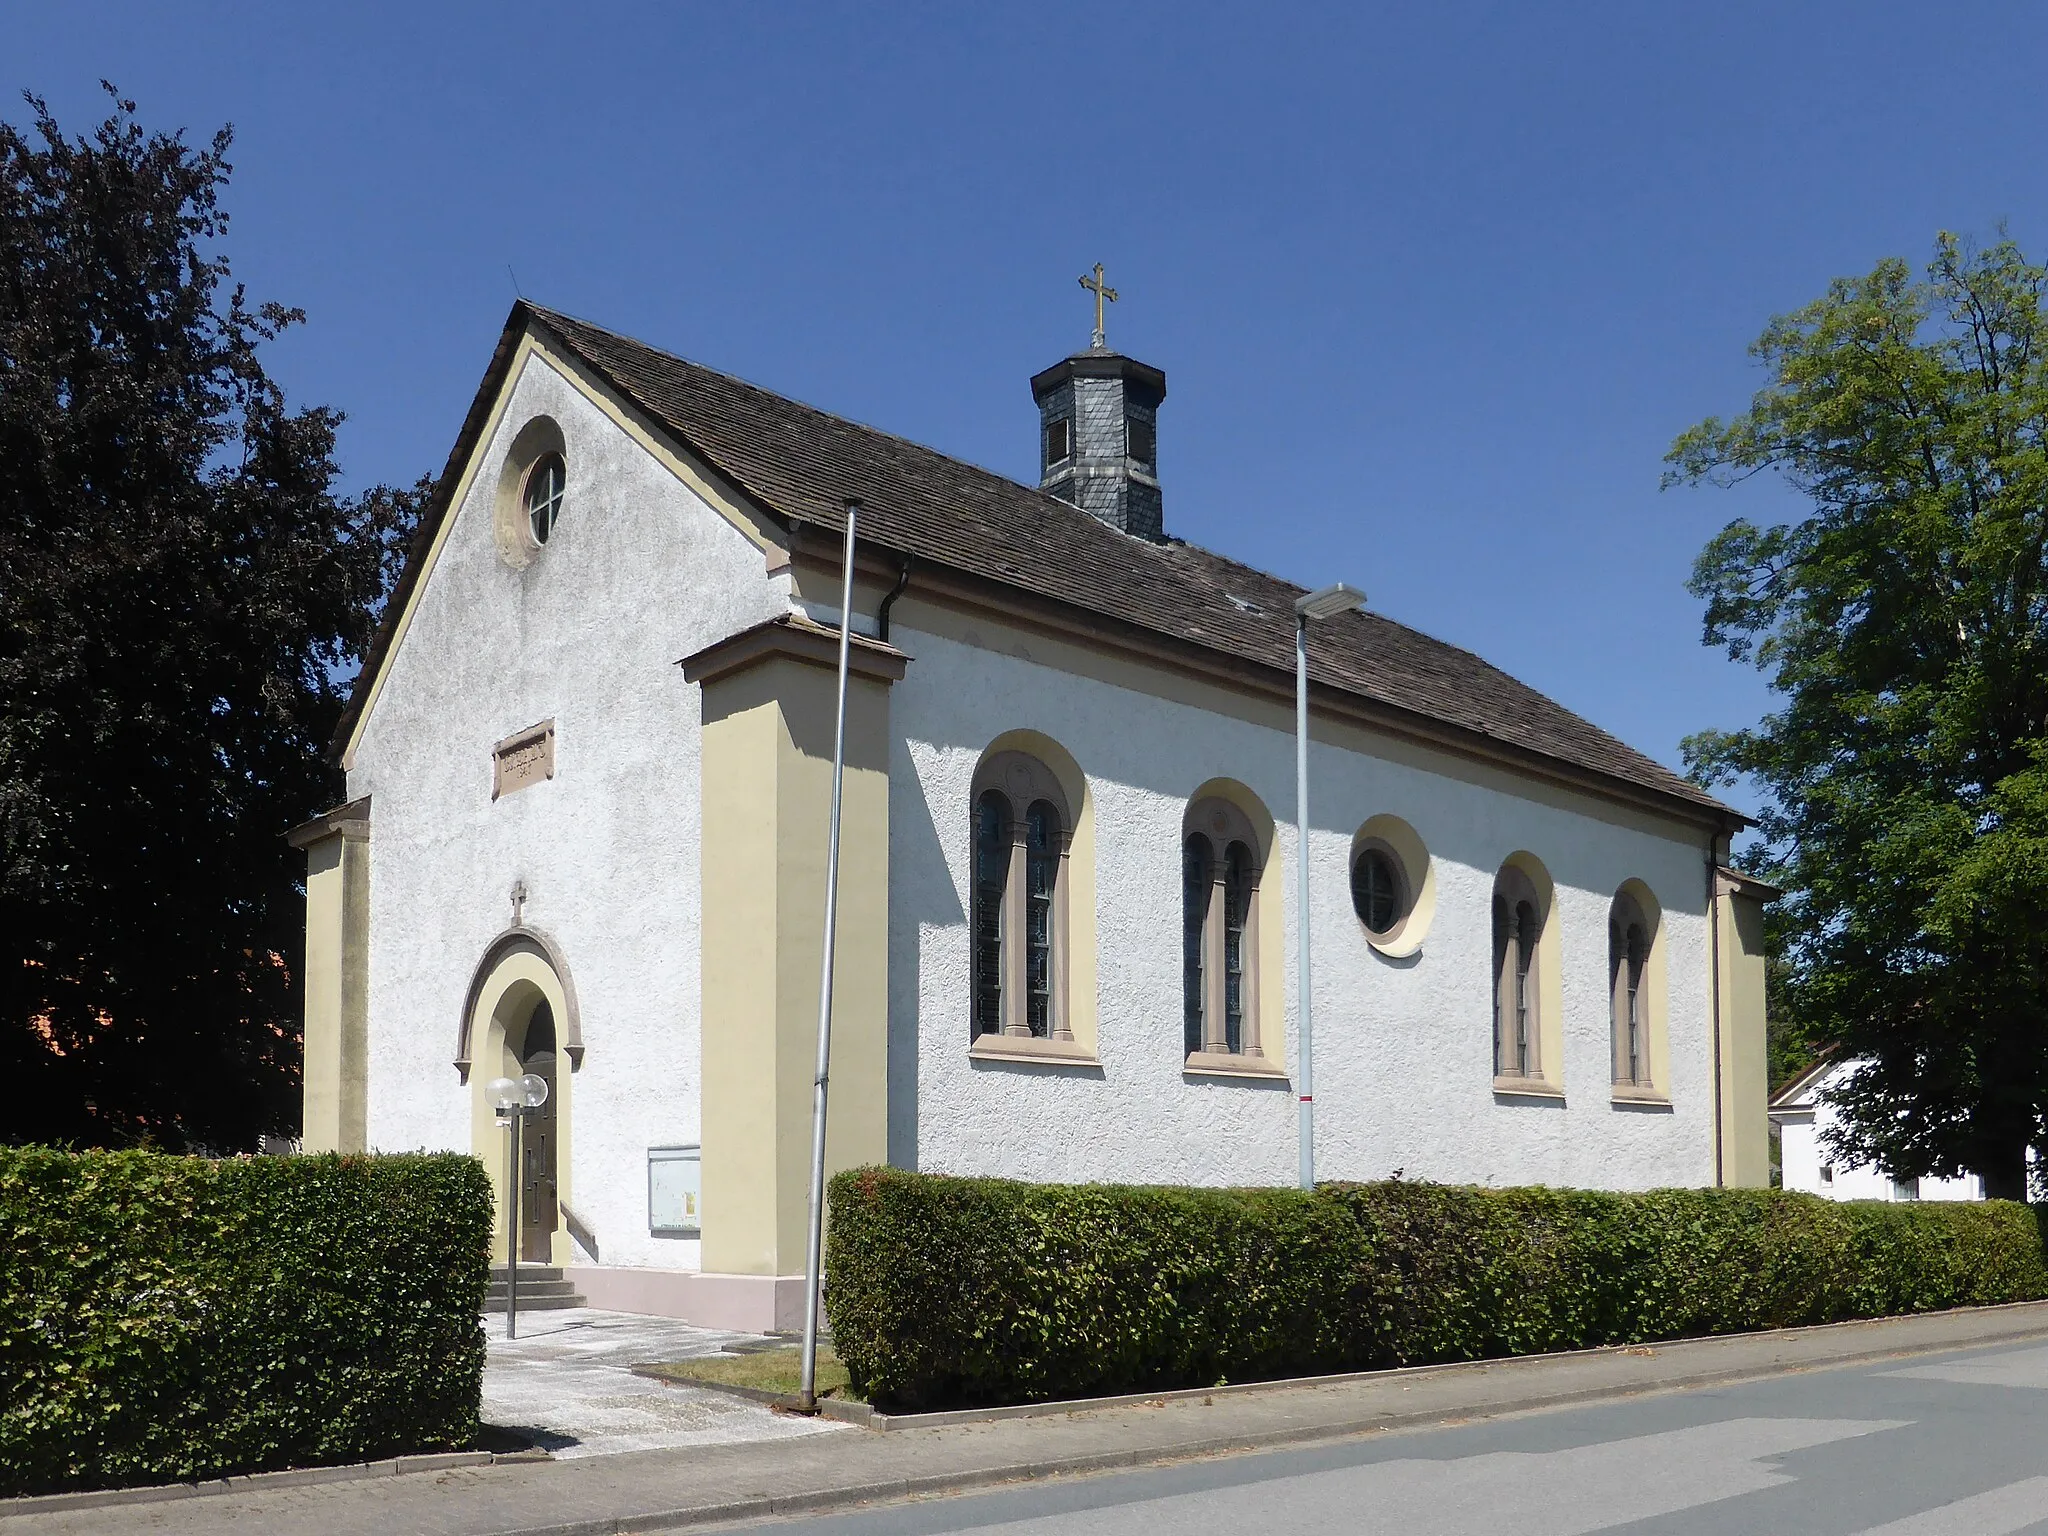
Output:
top-left (482, 1308), bottom-right (846, 1457)
top-left (8, 1302), bottom-right (2048, 1534)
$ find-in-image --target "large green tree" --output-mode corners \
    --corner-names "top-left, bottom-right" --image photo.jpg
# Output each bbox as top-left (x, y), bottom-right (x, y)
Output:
top-left (0, 87), bottom-right (423, 1149)
top-left (1670, 233), bottom-right (2048, 1200)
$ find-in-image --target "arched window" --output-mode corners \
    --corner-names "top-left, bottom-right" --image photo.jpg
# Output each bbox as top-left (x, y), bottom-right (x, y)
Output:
top-left (1610, 888), bottom-right (1657, 1089)
top-left (1492, 864), bottom-right (1547, 1080)
top-left (969, 753), bottom-right (1071, 1041)
top-left (1183, 796), bottom-right (1265, 1059)
top-left (972, 791), bottom-right (1009, 1038)
top-left (1182, 834), bottom-right (1211, 1056)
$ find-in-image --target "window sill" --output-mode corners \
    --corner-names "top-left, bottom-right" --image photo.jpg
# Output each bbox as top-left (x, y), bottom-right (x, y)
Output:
top-left (1185, 1050), bottom-right (1290, 1081)
top-left (969, 1034), bottom-right (1099, 1067)
top-left (1609, 1083), bottom-right (1671, 1108)
top-left (1493, 1075), bottom-right (1566, 1102)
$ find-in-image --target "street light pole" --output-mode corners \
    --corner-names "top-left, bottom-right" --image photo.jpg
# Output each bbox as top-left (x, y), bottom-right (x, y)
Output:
top-left (508, 1104), bottom-right (522, 1337)
top-left (1291, 583), bottom-right (1367, 1192)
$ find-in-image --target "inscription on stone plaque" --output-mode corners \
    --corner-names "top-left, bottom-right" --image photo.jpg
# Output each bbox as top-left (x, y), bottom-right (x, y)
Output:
top-left (493, 721), bottom-right (555, 800)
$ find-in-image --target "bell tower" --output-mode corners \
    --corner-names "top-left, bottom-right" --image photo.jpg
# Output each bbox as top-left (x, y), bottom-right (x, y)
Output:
top-left (1031, 265), bottom-right (1167, 541)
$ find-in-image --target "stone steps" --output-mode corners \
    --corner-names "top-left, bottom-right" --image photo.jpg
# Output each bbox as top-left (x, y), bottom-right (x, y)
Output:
top-left (484, 1264), bottom-right (586, 1313)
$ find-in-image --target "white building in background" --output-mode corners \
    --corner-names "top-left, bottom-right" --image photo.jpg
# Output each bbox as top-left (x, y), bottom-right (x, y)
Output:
top-left (291, 298), bottom-right (1774, 1330)
top-left (1769, 1057), bottom-right (1983, 1202)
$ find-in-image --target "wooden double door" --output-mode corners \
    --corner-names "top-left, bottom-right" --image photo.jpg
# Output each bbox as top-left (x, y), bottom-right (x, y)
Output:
top-left (518, 999), bottom-right (559, 1263)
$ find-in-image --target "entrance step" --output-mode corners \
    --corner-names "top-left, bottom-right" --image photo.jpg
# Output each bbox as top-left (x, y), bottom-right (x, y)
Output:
top-left (484, 1264), bottom-right (587, 1313)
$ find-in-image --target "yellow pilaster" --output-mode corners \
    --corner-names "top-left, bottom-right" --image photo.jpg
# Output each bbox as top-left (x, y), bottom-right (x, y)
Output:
top-left (686, 617), bottom-right (903, 1277)
top-left (290, 799), bottom-right (372, 1153)
top-left (1713, 866), bottom-right (1774, 1187)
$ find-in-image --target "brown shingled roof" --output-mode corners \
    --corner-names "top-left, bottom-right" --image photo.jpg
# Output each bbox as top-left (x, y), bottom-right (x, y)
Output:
top-left (338, 302), bottom-right (1734, 825)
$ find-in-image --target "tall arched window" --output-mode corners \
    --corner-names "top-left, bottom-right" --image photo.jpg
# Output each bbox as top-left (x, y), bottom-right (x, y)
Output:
top-left (1610, 889), bottom-right (1656, 1089)
top-left (1223, 840), bottom-right (1254, 1054)
top-left (1182, 834), bottom-right (1212, 1057)
top-left (969, 753), bottom-right (1071, 1041)
top-left (1492, 864), bottom-right (1547, 1080)
top-left (1183, 796), bottom-right (1265, 1059)
top-left (972, 790), bottom-right (1009, 1038)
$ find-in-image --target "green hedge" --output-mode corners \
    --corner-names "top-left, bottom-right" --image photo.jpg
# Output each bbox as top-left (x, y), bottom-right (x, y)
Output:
top-left (825, 1169), bottom-right (2048, 1411)
top-left (0, 1148), bottom-right (492, 1497)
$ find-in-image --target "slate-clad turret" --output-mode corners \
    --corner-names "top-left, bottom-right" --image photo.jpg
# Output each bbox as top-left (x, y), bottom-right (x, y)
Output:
top-left (1031, 266), bottom-right (1166, 540)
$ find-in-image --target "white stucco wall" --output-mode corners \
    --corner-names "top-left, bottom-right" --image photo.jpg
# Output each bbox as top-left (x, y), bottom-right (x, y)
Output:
top-left (888, 623), bottom-right (1721, 1191)
top-left (348, 350), bottom-right (785, 1270)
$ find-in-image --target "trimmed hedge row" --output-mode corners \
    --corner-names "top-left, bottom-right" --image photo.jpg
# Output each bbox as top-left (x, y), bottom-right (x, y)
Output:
top-left (0, 1148), bottom-right (492, 1497)
top-left (825, 1168), bottom-right (2048, 1411)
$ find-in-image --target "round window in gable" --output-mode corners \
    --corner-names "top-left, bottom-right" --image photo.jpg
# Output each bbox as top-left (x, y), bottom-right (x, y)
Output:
top-left (1351, 845), bottom-right (1404, 935)
top-left (524, 453), bottom-right (566, 546)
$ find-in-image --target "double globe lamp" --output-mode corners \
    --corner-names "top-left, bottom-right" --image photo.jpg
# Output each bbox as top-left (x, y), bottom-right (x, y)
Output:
top-left (487, 1071), bottom-right (550, 1337)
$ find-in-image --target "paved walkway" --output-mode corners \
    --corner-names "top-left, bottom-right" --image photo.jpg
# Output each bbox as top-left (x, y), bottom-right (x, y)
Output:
top-left (482, 1308), bottom-right (846, 1457)
top-left (9, 1302), bottom-right (2048, 1535)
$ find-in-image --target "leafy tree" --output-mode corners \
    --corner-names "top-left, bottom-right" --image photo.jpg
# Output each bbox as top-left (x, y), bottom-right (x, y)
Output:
top-left (0, 87), bottom-right (423, 1149)
top-left (1669, 233), bottom-right (2048, 1200)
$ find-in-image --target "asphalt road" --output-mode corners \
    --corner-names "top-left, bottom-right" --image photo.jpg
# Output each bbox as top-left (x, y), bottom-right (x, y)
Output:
top-left (756, 1339), bottom-right (2048, 1535)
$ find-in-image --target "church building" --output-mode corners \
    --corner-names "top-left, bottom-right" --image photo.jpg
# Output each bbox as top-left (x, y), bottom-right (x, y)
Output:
top-left (292, 293), bottom-right (1772, 1330)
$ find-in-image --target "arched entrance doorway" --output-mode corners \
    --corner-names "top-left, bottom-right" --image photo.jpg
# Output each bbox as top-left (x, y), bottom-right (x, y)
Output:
top-left (459, 929), bottom-right (580, 1266)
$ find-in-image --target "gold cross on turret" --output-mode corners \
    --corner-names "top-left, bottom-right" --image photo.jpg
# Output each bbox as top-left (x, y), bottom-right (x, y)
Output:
top-left (1079, 263), bottom-right (1118, 349)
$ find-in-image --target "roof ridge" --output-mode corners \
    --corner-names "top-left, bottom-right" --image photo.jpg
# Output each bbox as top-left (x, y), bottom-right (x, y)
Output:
top-left (511, 303), bottom-right (1733, 823)
top-left (537, 305), bottom-right (1545, 676)
top-left (529, 302), bottom-right (1094, 518)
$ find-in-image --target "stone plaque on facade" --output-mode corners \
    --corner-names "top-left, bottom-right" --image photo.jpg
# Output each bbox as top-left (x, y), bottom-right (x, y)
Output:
top-left (493, 721), bottom-right (555, 800)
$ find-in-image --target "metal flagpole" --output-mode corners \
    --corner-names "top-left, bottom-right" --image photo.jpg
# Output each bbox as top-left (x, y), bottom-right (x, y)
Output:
top-left (1295, 611), bottom-right (1314, 1192)
top-left (799, 498), bottom-right (859, 1412)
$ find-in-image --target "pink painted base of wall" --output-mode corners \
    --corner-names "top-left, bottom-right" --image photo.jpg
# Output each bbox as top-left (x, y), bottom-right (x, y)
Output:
top-left (568, 1266), bottom-right (810, 1333)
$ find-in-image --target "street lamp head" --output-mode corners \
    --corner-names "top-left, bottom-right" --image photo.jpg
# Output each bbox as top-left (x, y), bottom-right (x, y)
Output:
top-left (1295, 582), bottom-right (1367, 621)
top-left (517, 1072), bottom-right (551, 1109)
top-left (486, 1076), bottom-right (522, 1113)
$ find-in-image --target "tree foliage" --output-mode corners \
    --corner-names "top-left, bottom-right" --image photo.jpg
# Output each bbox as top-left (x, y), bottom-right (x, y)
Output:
top-left (1669, 233), bottom-right (2048, 1200)
top-left (0, 87), bottom-right (423, 1149)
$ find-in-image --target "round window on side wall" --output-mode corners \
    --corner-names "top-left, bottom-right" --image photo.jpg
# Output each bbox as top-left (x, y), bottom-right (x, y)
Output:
top-left (1351, 844), bottom-right (1405, 935)
top-left (1350, 814), bottom-right (1435, 957)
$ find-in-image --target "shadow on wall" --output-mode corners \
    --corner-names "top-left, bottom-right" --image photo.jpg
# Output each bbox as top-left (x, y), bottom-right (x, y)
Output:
top-left (889, 745), bottom-right (963, 1167)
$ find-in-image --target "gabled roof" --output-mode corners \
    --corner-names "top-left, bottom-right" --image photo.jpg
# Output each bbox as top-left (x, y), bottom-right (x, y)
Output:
top-left (1769, 1053), bottom-right (1846, 1113)
top-left (336, 302), bottom-right (1739, 827)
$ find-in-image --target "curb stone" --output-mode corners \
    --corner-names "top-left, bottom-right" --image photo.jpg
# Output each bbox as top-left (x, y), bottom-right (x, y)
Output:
top-left (0, 1446), bottom-right (539, 1518)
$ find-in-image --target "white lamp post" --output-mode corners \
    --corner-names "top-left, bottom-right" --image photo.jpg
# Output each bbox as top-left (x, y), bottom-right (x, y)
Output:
top-left (488, 1071), bottom-right (551, 1338)
top-left (1292, 582), bottom-right (1366, 1192)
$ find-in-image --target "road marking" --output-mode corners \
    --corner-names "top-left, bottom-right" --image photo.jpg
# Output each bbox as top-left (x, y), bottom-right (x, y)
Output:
top-left (1850, 1476), bottom-right (2048, 1535)
top-left (1884, 1344), bottom-right (2048, 1390)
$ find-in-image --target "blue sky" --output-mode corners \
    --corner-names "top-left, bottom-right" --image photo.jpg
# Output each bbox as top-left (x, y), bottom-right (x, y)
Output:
top-left (14, 3), bottom-right (2048, 816)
